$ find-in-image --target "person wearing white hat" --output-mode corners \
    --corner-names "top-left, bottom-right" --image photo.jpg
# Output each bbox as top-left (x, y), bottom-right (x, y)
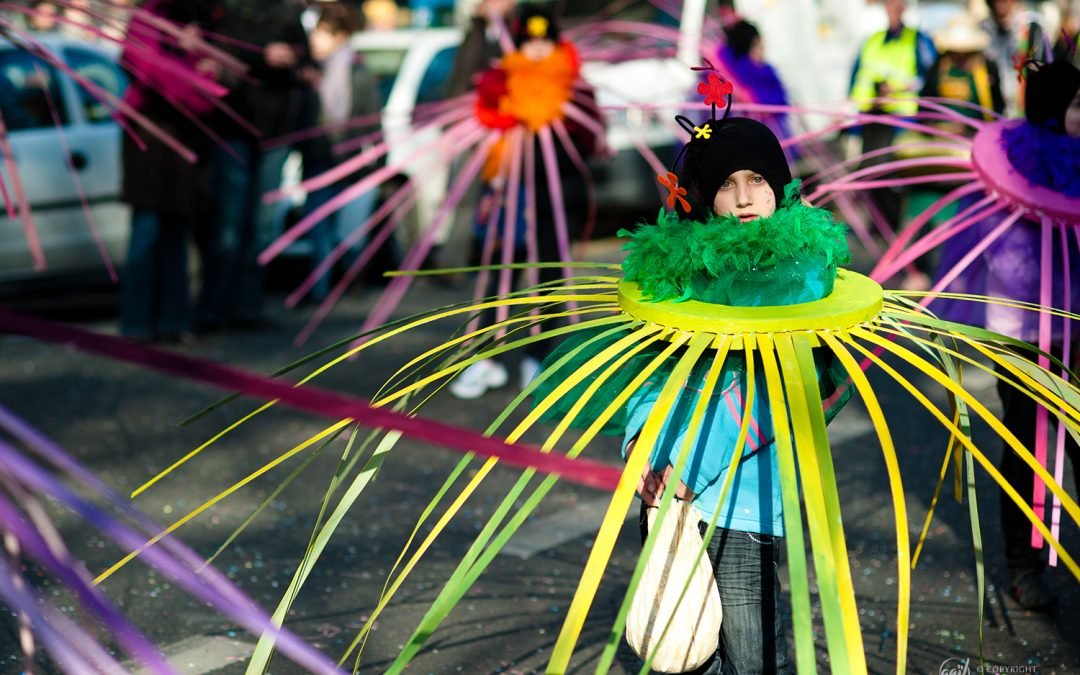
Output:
top-left (921, 14), bottom-right (1005, 126)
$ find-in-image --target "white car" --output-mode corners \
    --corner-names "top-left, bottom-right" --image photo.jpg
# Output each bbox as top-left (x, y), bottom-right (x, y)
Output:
top-left (351, 27), bottom-right (464, 245)
top-left (0, 35), bottom-right (129, 284)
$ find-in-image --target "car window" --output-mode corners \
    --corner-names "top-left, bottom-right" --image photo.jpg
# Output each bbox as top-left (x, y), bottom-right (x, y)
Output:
top-left (416, 46), bottom-right (458, 105)
top-left (360, 49), bottom-right (407, 107)
top-left (0, 50), bottom-right (68, 130)
top-left (63, 47), bottom-right (127, 124)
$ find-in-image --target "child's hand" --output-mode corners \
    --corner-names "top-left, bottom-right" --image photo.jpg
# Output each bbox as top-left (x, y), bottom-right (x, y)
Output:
top-left (637, 466), bottom-right (667, 506)
top-left (636, 465), bottom-right (695, 506)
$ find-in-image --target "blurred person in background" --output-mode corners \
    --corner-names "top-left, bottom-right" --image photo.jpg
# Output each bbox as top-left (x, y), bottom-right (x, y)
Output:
top-left (449, 4), bottom-right (605, 399)
top-left (1054, 0), bottom-right (1079, 67)
top-left (298, 2), bottom-right (380, 303)
top-left (447, 0), bottom-right (515, 98)
top-left (848, 0), bottom-right (936, 270)
top-left (119, 0), bottom-right (223, 344)
top-left (921, 14), bottom-right (1005, 126)
top-left (715, 19), bottom-right (793, 149)
top-left (60, 0), bottom-right (98, 42)
top-left (194, 0), bottom-right (311, 333)
top-left (981, 0), bottom-right (1050, 114)
top-left (27, 0), bottom-right (60, 33)
top-left (443, 0), bottom-right (516, 271)
top-left (929, 61), bottom-right (1080, 610)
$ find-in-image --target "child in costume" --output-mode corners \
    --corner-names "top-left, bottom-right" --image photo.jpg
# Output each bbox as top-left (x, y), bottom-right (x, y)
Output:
top-left (450, 4), bottom-right (604, 399)
top-left (930, 60), bottom-right (1080, 610)
top-left (615, 115), bottom-right (850, 673)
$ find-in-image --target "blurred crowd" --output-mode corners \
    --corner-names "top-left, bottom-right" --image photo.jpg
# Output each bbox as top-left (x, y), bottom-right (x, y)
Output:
top-left (2, 0), bottom-right (1079, 340)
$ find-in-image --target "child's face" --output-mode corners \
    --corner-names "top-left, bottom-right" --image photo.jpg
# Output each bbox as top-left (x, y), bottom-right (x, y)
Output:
top-left (712, 170), bottom-right (776, 222)
top-left (521, 38), bottom-right (556, 61)
top-left (311, 25), bottom-right (348, 61)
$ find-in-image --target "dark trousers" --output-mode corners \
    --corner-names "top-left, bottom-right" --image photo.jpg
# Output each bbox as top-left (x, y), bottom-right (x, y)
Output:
top-left (638, 505), bottom-right (793, 674)
top-left (996, 355), bottom-right (1080, 575)
top-left (858, 122), bottom-right (903, 236)
top-left (120, 209), bottom-right (190, 340)
top-left (196, 141), bottom-right (290, 326)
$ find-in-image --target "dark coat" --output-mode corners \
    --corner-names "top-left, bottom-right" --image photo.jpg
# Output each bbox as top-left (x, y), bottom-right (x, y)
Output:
top-left (119, 1), bottom-right (215, 216)
top-left (212, 0), bottom-right (310, 140)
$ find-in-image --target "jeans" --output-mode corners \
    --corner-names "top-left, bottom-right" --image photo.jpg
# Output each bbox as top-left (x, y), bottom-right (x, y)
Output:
top-left (120, 209), bottom-right (189, 340)
top-left (639, 505), bottom-right (792, 675)
top-left (300, 164), bottom-right (376, 302)
top-left (196, 141), bottom-right (290, 325)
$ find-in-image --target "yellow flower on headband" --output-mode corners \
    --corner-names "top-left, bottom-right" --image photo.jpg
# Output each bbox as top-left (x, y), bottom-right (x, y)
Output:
top-left (693, 123), bottom-right (712, 140)
top-left (526, 15), bottom-right (550, 39)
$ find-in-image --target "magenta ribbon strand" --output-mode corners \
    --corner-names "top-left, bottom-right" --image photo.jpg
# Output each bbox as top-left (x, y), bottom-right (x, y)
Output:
top-left (0, 309), bottom-right (623, 492)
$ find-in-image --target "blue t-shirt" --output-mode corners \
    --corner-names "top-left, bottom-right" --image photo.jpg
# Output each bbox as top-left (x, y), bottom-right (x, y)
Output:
top-left (622, 352), bottom-right (848, 536)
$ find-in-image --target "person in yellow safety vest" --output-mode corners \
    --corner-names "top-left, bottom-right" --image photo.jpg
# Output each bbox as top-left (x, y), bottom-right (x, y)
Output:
top-left (850, 0), bottom-right (937, 117)
top-left (847, 0), bottom-right (937, 279)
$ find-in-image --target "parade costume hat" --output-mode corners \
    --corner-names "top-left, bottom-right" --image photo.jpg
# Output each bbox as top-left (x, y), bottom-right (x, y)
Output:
top-left (511, 4), bottom-right (560, 45)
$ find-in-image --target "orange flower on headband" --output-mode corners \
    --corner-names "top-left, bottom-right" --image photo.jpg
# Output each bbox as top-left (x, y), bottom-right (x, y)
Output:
top-left (658, 172), bottom-right (690, 213)
top-left (697, 72), bottom-right (733, 108)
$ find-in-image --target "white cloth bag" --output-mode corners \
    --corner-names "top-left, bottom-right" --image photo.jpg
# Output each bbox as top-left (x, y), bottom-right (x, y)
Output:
top-left (625, 501), bottom-right (723, 673)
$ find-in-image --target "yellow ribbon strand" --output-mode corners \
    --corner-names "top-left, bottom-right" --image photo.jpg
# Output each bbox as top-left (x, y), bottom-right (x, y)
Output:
top-left (548, 332), bottom-right (705, 673)
top-left (95, 419), bottom-right (352, 584)
top-left (756, 334), bottom-right (817, 675)
top-left (847, 329), bottom-right (1080, 580)
top-left (820, 331), bottom-right (910, 674)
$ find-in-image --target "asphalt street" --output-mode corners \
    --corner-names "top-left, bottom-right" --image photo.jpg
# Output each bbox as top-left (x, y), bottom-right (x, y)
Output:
top-left (1, 246), bottom-right (1078, 674)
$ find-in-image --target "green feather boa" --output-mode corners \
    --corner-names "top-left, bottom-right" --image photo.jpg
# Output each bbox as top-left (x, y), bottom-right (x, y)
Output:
top-left (619, 181), bottom-right (851, 304)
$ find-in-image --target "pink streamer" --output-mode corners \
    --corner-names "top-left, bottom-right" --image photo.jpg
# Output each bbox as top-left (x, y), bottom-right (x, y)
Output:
top-left (284, 179), bottom-right (417, 308)
top-left (471, 136), bottom-right (516, 334)
top-left (816, 172), bottom-right (976, 193)
top-left (0, 165), bottom-right (13, 220)
top-left (551, 119), bottom-right (598, 255)
top-left (802, 140), bottom-right (967, 190)
top-left (807, 157), bottom-right (971, 202)
top-left (349, 133), bottom-right (502, 346)
top-left (561, 101), bottom-right (607, 149)
top-left (913, 97), bottom-right (990, 128)
top-left (524, 128), bottom-right (540, 294)
top-left (870, 183), bottom-right (984, 282)
top-left (267, 106), bottom-right (478, 202)
top-left (1032, 217), bottom-right (1053, 549)
top-left (262, 110), bottom-right (387, 152)
top-left (495, 129), bottom-right (525, 326)
top-left (921, 96), bottom-right (1004, 120)
top-left (292, 187), bottom-right (420, 346)
top-left (1048, 224), bottom-right (1074, 566)
top-left (538, 127), bottom-right (574, 278)
top-left (874, 198), bottom-right (1007, 282)
top-left (0, 309), bottom-right (622, 493)
top-left (260, 120), bottom-right (486, 264)
top-left (797, 137), bottom-right (882, 256)
top-left (922, 209), bottom-right (1023, 301)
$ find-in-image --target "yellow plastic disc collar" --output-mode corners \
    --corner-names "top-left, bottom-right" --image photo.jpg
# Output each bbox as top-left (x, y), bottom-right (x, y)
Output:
top-left (617, 269), bottom-right (884, 342)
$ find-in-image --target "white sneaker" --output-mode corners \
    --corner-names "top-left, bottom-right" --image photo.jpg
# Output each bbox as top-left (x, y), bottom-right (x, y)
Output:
top-left (449, 359), bottom-right (509, 399)
top-left (520, 357), bottom-right (541, 390)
